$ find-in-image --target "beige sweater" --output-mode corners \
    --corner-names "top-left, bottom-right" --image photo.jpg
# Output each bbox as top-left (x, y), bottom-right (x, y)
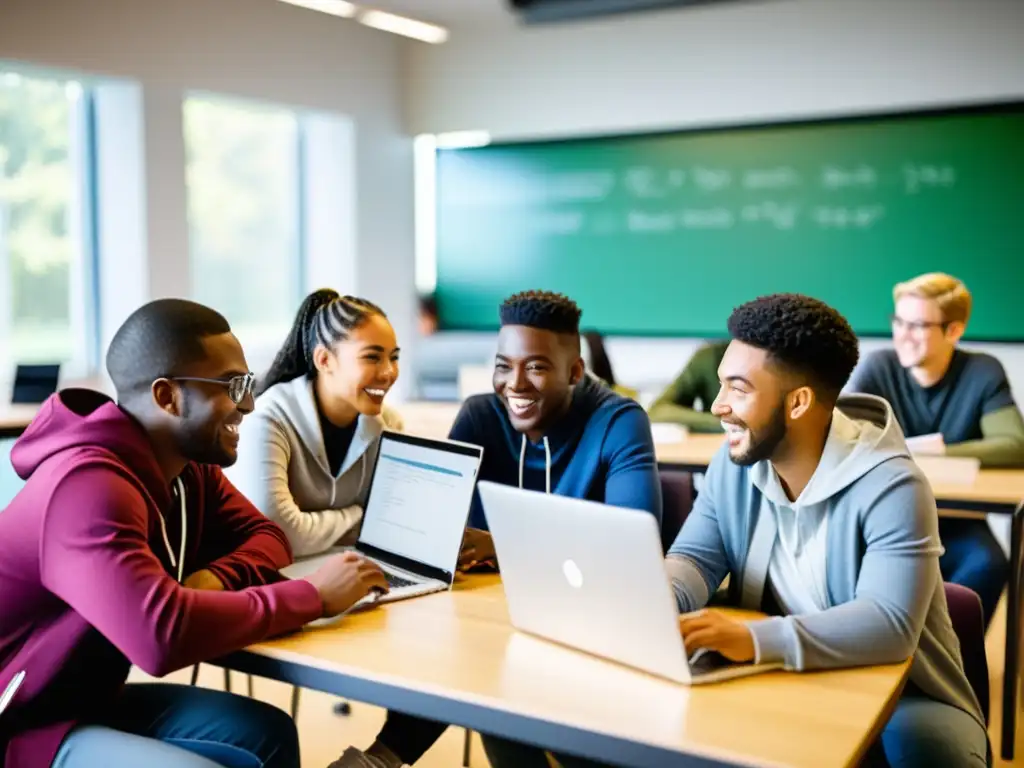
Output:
top-left (226, 375), bottom-right (403, 557)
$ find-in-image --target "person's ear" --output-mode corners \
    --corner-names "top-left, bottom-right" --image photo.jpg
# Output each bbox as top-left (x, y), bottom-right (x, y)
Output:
top-left (312, 344), bottom-right (333, 374)
top-left (787, 385), bottom-right (815, 421)
top-left (151, 379), bottom-right (182, 417)
top-left (569, 357), bottom-right (585, 386)
top-left (944, 320), bottom-right (965, 344)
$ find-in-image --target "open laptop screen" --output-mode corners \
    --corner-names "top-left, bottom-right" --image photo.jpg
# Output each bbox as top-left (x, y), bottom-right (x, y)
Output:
top-left (358, 431), bottom-right (481, 581)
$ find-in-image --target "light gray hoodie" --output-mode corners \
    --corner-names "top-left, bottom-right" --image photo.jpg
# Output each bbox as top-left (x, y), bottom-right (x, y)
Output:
top-left (226, 375), bottom-right (403, 557)
top-left (666, 394), bottom-right (984, 730)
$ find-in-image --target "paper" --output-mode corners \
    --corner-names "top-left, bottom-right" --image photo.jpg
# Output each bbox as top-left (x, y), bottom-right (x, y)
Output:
top-left (914, 455), bottom-right (980, 486)
top-left (650, 423), bottom-right (689, 444)
top-left (905, 433), bottom-right (946, 456)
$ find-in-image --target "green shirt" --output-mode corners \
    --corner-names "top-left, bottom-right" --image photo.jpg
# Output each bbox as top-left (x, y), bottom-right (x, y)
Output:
top-left (648, 341), bottom-right (728, 433)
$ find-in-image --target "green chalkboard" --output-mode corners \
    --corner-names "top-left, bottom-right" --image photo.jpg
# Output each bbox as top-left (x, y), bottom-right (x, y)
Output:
top-left (435, 103), bottom-right (1024, 341)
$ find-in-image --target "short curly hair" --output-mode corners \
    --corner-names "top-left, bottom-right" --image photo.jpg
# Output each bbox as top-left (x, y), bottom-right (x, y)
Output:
top-left (499, 290), bottom-right (582, 334)
top-left (727, 293), bottom-right (859, 404)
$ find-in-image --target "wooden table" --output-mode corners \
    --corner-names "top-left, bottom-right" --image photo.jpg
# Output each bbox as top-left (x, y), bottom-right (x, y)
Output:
top-left (0, 404), bottom-right (40, 439)
top-left (213, 576), bottom-right (909, 768)
top-left (7, 397), bottom-right (1022, 758)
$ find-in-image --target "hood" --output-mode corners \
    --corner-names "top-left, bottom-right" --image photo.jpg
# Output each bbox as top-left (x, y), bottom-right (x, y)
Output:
top-left (501, 373), bottom-right (629, 490)
top-left (255, 375), bottom-right (384, 478)
top-left (11, 388), bottom-right (168, 502)
top-left (750, 393), bottom-right (910, 507)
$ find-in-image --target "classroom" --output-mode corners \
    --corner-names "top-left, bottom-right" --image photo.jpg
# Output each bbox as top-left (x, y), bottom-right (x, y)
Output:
top-left (2, 1), bottom-right (1024, 767)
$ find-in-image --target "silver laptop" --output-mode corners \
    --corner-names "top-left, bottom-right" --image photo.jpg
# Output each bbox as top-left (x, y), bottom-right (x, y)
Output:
top-left (283, 431), bottom-right (482, 612)
top-left (478, 481), bottom-right (782, 685)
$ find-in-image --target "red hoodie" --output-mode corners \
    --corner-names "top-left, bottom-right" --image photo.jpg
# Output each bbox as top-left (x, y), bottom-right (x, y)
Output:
top-left (0, 390), bottom-right (323, 767)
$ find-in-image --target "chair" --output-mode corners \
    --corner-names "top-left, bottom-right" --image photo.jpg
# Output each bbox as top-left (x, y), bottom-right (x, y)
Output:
top-left (943, 582), bottom-right (990, 726)
top-left (659, 469), bottom-right (697, 553)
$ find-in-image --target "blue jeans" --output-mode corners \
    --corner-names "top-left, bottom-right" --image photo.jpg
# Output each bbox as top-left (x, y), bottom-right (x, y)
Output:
top-left (53, 684), bottom-right (300, 768)
top-left (939, 517), bottom-right (1008, 631)
top-left (482, 693), bottom-right (988, 768)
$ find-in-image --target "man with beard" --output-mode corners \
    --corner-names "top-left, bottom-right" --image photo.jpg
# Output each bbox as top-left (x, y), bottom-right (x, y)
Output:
top-left (0, 299), bottom-right (388, 768)
top-left (849, 272), bottom-right (1024, 630)
top-left (668, 293), bottom-right (987, 768)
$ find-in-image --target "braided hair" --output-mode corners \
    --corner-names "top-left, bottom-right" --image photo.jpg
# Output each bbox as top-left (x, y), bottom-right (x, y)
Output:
top-left (257, 288), bottom-right (386, 396)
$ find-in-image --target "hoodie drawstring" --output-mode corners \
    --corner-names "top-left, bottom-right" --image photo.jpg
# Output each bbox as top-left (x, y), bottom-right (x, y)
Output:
top-left (518, 434), bottom-right (552, 494)
top-left (158, 477), bottom-right (188, 583)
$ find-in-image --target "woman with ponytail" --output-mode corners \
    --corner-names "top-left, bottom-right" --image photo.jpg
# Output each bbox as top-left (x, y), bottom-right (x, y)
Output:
top-left (228, 288), bottom-right (403, 557)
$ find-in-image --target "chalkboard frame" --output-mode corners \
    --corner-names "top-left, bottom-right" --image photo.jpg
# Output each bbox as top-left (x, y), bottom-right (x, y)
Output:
top-left (433, 99), bottom-right (1024, 342)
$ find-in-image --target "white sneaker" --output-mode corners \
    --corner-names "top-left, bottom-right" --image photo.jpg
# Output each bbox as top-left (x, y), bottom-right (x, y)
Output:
top-left (328, 747), bottom-right (401, 768)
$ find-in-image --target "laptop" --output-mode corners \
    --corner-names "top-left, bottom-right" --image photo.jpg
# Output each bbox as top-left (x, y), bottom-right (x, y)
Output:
top-left (11, 364), bottom-right (60, 404)
top-left (477, 481), bottom-right (782, 685)
top-left (282, 431), bottom-right (483, 614)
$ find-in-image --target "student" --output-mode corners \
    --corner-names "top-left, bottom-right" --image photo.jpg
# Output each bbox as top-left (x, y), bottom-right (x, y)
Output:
top-left (647, 340), bottom-right (729, 432)
top-left (849, 272), bottom-right (1024, 628)
top-left (0, 299), bottom-right (388, 768)
top-left (229, 289), bottom-right (403, 558)
top-left (338, 290), bottom-right (663, 768)
top-left (667, 293), bottom-right (986, 768)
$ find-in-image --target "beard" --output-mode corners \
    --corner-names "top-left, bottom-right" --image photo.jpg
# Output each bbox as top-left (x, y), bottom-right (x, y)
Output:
top-left (728, 406), bottom-right (788, 467)
top-left (176, 391), bottom-right (237, 467)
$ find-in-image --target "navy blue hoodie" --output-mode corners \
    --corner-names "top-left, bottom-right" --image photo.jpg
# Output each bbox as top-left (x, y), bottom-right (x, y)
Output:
top-left (449, 375), bottom-right (662, 530)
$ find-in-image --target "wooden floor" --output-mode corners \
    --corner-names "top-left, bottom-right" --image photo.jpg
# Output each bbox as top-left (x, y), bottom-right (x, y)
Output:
top-left (132, 593), bottom-right (1020, 767)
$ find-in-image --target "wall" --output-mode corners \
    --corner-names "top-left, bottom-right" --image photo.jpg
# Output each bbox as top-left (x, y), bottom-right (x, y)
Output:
top-left (404, 0), bottom-right (1024, 398)
top-left (0, 0), bottom-right (417, 393)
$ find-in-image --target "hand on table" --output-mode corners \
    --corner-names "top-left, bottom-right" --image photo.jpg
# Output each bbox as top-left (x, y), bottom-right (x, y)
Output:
top-left (458, 528), bottom-right (497, 571)
top-left (183, 569), bottom-right (225, 591)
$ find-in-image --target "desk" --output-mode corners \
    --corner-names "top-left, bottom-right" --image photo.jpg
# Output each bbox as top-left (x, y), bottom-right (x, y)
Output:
top-left (0, 404), bottom-right (40, 439)
top-left (213, 576), bottom-right (909, 768)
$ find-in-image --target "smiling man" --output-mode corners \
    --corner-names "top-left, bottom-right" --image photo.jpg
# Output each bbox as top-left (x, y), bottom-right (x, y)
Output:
top-left (849, 273), bottom-right (1024, 629)
top-left (667, 293), bottom-right (986, 768)
top-left (0, 299), bottom-right (387, 768)
top-left (455, 289), bottom-right (663, 563)
top-left (339, 290), bottom-right (663, 768)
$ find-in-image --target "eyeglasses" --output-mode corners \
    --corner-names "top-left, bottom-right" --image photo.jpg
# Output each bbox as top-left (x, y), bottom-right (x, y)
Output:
top-left (890, 315), bottom-right (948, 334)
top-left (170, 373), bottom-right (256, 404)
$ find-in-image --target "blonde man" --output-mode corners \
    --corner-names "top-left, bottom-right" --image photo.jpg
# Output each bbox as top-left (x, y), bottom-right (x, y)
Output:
top-left (849, 272), bottom-right (1024, 629)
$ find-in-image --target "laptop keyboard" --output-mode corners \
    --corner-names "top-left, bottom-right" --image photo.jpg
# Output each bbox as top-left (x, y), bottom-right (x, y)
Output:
top-left (385, 571), bottom-right (418, 589)
top-left (689, 648), bottom-right (736, 676)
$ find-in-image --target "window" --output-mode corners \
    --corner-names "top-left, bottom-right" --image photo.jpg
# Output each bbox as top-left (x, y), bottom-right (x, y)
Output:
top-left (0, 69), bottom-right (94, 374)
top-left (184, 95), bottom-right (302, 351)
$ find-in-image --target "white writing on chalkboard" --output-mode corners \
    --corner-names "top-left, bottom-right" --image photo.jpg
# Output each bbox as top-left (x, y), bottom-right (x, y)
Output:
top-left (693, 168), bottom-right (733, 192)
top-left (576, 205), bottom-right (888, 235)
top-left (903, 164), bottom-right (956, 194)
top-left (821, 165), bottom-right (877, 190)
top-left (741, 201), bottom-right (799, 230)
top-left (813, 206), bottom-right (885, 228)
top-left (681, 208), bottom-right (734, 228)
top-left (743, 168), bottom-right (800, 190)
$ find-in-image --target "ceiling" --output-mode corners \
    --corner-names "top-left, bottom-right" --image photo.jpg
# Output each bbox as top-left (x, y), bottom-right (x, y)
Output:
top-left (362, 0), bottom-right (515, 28)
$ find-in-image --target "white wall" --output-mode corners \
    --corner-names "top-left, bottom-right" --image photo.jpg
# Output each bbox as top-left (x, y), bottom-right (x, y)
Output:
top-left (404, 0), bottom-right (1024, 398)
top-left (0, 0), bottom-right (417, 393)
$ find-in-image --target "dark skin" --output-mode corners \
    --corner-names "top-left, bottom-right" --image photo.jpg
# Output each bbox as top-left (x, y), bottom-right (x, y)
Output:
top-left (679, 340), bottom-right (833, 661)
top-left (119, 333), bottom-right (389, 599)
top-left (119, 333), bottom-right (255, 591)
top-left (459, 324), bottom-right (584, 570)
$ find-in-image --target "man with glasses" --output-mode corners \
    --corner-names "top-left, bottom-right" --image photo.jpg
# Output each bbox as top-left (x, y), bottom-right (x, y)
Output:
top-left (850, 272), bottom-right (1024, 629)
top-left (0, 299), bottom-right (388, 768)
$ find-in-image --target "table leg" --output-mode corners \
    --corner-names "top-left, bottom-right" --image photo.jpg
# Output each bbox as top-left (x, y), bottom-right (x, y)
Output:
top-left (1000, 504), bottom-right (1022, 760)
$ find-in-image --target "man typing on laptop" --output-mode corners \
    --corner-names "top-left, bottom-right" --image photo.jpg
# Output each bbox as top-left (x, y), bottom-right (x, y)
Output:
top-left (337, 290), bottom-right (662, 768)
top-left (668, 294), bottom-right (986, 768)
